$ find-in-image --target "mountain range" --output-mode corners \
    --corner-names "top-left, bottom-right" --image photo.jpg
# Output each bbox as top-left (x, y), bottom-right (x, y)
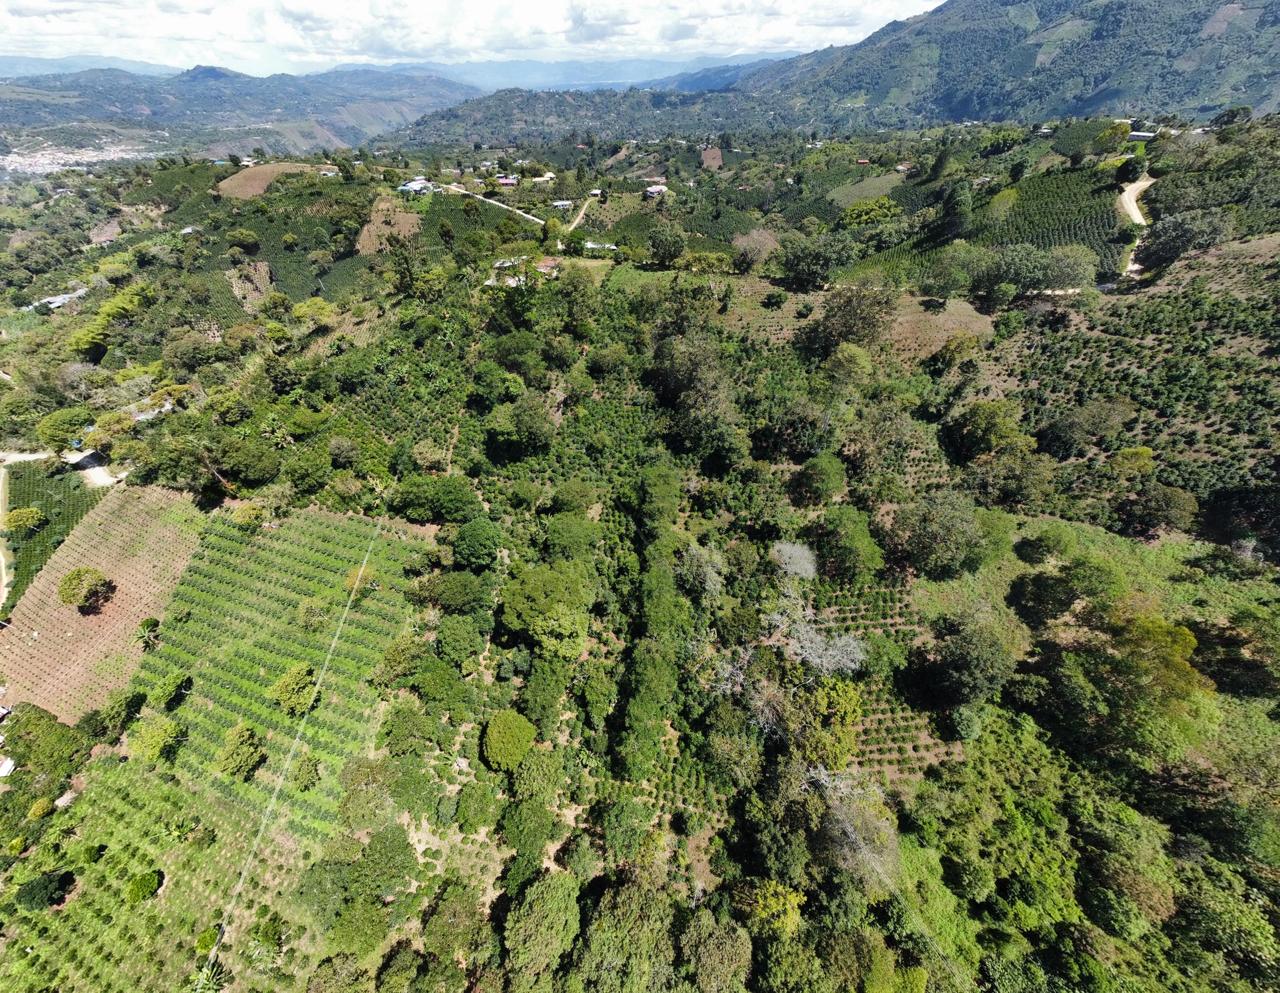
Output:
top-left (395, 0), bottom-right (1280, 145)
top-left (330, 55), bottom-right (799, 92)
top-left (0, 55), bottom-right (181, 78)
top-left (0, 65), bottom-right (479, 155)
top-left (3, 0), bottom-right (1278, 162)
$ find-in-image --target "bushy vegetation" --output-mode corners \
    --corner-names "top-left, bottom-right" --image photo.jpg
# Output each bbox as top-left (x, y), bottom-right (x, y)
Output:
top-left (0, 121), bottom-right (1277, 993)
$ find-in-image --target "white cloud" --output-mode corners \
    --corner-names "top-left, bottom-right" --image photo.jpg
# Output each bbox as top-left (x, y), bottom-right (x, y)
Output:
top-left (0, 0), bottom-right (943, 74)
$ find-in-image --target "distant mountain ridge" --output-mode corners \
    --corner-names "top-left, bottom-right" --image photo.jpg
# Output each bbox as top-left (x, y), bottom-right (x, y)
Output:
top-left (0, 54), bottom-right (181, 78)
top-left (329, 54), bottom-right (801, 92)
top-left (393, 0), bottom-right (1280, 145)
top-left (0, 65), bottom-right (481, 154)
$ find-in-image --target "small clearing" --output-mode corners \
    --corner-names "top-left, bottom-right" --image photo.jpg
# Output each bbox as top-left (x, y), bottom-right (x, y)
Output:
top-left (357, 195), bottom-right (422, 255)
top-left (700, 147), bottom-right (723, 170)
top-left (890, 293), bottom-right (994, 362)
top-left (216, 162), bottom-right (317, 199)
top-left (0, 486), bottom-right (203, 722)
top-left (226, 259), bottom-right (274, 307)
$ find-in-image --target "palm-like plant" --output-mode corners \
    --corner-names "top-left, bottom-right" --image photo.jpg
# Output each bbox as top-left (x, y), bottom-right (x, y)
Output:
top-left (134, 617), bottom-right (161, 652)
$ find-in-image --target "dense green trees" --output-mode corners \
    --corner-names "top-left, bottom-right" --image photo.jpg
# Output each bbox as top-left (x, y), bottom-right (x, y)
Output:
top-left (482, 709), bottom-right (536, 772)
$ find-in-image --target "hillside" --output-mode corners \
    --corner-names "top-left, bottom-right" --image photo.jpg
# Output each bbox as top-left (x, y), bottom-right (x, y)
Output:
top-left (394, 0), bottom-right (1280, 145)
top-left (0, 119), bottom-right (1277, 993)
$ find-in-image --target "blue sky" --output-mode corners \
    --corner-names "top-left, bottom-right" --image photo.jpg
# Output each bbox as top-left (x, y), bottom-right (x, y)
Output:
top-left (0, 1), bottom-right (943, 75)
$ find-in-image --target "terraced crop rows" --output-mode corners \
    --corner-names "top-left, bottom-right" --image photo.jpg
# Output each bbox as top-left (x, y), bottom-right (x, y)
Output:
top-left (0, 508), bottom-right (429, 993)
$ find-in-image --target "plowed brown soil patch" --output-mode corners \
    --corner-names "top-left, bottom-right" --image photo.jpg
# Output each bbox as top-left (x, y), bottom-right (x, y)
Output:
top-left (217, 162), bottom-right (316, 199)
top-left (357, 195), bottom-right (421, 255)
top-left (0, 487), bottom-right (203, 721)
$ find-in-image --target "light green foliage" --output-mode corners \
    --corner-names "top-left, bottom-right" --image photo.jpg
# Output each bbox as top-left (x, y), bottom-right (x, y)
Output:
top-left (270, 663), bottom-right (318, 717)
top-left (124, 869), bottom-right (162, 905)
top-left (56, 566), bottom-right (112, 610)
top-left (501, 562), bottom-right (594, 661)
top-left (483, 709), bottom-right (536, 772)
top-left (129, 715), bottom-right (183, 763)
top-left (2, 506), bottom-right (46, 534)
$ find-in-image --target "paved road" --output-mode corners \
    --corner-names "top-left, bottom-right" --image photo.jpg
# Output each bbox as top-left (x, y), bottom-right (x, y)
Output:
top-left (1119, 178), bottom-right (1156, 226)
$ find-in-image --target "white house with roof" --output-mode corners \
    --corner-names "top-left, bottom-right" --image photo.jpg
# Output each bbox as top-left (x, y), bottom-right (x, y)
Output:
top-left (0, 757), bottom-right (14, 778)
top-left (551, 200), bottom-right (574, 210)
top-left (644, 184), bottom-right (668, 199)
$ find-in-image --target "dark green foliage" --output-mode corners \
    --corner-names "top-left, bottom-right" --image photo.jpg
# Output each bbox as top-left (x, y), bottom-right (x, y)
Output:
top-left (217, 723), bottom-right (266, 781)
top-left (932, 616), bottom-right (1019, 707)
top-left (811, 506), bottom-right (884, 584)
top-left (452, 516), bottom-right (504, 569)
top-left (390, 474), bottom-right (484, 524)
top-left (881, 489), bottom-right (986, 578)
top-left (16, 870), bottom-right (75, 911)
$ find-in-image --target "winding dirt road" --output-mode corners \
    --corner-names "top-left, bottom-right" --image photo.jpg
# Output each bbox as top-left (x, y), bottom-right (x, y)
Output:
top-left (1119, 178), bottom-right (1156, 226)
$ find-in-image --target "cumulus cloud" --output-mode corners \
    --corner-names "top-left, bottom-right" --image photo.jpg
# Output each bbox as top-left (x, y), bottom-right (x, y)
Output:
top-left (0, 0), bottom-right (943, 74)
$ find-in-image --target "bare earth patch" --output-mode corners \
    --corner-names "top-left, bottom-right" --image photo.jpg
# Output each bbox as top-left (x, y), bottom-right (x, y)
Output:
top-left (0, 486), bottom-right (203, 721)
top-left (700, 147), bottom-right (723, 170)
top-left (216, 162), bottom-right (318, 199)
top-left (225, 259), bottom-right (274, 307)
top-left (88, 217), bottom-right (122, 244)
top-left (225, 258), bottom-right (272, 308)
top-left (357, 195), bottom-right (422, 255)
top-left (890, 293), bottom-right (994, 362)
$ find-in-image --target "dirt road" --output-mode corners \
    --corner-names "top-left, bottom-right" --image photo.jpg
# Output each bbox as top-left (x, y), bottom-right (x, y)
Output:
top-left (566, 198), bottom-right (592, 231)
top-left (445, 187), bottom-right (545, 227)
top-left (1119, 178), bottom-right (1156, 226)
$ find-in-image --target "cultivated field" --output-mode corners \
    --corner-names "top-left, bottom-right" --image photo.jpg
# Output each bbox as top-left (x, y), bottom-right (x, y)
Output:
top-left (356, 194), bottom-right (422, 254)
top-left (216, 162), bottom-right (320, 199)
top-left (0, 508), bottom-right (435, 993)
top-left (0, 486), bottom-right (203, 721)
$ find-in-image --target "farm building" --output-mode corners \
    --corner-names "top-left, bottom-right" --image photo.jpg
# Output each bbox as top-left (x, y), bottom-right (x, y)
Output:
top-left (551, 200), bottom-right (574, 210)
top-left (0, 757), bottom-right (14, 778)
top-left (588, 188), bottom-right (602, 197)
top-left (1128, 130), bottom-right (1158, 142)
top-left (644, 184), bottom-right (668, 199)
top-left (497, 176), bottom-right (518, 187)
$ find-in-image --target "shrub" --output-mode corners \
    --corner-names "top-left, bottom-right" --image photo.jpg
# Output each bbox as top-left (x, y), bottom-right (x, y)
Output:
top-left (482, 709), bottom-right (536, 772)
top-left (16, 870), bottom-right (75, 911)
top-left (130, 715), bottom-right (183, 763)
top-left (218, 723), bottom-right (266, 781)
top-left (453, 516), bottom-right (504, 569)
top-left (125, 869), bottom-right (162, 904)
top-left (391, 474), bottom-right (484, 524)
top-left (26, 797), bottom-right (54, 821)
top-left (57, 567), bottom-right (114, 611)
top-left (3, 506), bottom-right (46, 534)
top-left (270, 663), bottom-right (318, 717)
top-left (792, 453), bottom-right (846, 505)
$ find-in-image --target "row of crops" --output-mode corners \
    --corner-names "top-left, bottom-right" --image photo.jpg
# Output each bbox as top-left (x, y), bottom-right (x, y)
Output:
top-left (1, 462), bottom-right (103, 618)
top-left (971, 169), bottom-right (1132, 274)
top-left (0, 509), bottom-right (427, 993)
